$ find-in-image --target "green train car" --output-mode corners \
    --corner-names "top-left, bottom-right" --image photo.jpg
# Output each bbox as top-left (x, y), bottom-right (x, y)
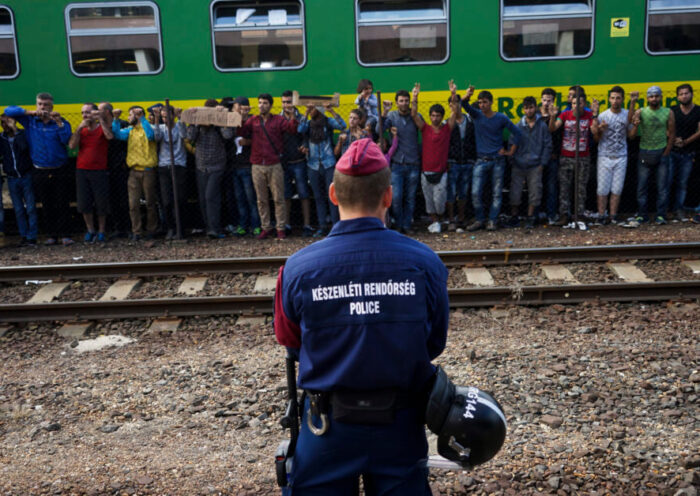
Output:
top-left (1, 0), bottom-right (699, 118)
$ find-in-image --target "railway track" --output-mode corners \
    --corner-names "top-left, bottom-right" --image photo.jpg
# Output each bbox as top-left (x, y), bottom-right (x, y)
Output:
top-left (0, 243), bottom-right (697, 323)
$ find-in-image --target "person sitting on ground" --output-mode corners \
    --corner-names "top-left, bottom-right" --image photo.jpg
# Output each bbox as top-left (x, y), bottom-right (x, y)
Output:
top-left (411, 82), bottom-right (458, 234)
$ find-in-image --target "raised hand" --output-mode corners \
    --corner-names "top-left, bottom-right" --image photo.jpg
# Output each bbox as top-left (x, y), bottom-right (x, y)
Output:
top-left (412, 82), bottom-right (420, 100)
top-left (113, 109), bottom-right (123, 119)
top-left (382, 100), bottom-right (393, 113)
top-left (630, 91), bottom-right (639, 102)
top-left (465, 85), bottom-right (475, 100)
top-left (591, 99), bottom-right (600, 115)
top-left (448, 79), bottom-right (457, 94)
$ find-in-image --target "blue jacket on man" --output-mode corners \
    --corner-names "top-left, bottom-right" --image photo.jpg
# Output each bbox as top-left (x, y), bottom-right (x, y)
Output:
top-left (510, 116), bottom-right (552, 169)
top-left (3, 106), bottom-right (71, 168)
top-left (0, 130), bottom-right (33, 177)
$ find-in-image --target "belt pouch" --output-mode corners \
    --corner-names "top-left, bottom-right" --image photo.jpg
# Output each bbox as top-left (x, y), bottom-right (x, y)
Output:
top-left (423, 171), bottom-right (444, 184)
top-left (331, 390), bottom-right (397, 425)
top-left (639, 149), bottom-right (662, 166)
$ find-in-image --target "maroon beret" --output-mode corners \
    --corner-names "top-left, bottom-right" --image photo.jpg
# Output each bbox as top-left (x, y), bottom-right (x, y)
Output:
top-left (335, 138), bottom-right (388, 176)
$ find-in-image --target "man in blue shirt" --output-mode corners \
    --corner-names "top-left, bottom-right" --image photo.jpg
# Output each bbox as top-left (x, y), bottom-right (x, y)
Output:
top-left (452, 83), bottom-right (522, 231)
top-left (4, 93), bottom-right (74, 245)
top-left (378, 90), bottom-right (422, 234)
top-left (274, 138), bottom-right (448, 494)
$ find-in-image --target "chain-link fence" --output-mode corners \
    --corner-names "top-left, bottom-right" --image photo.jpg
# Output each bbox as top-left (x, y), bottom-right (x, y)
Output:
top-left (1, 91), bottom-right (698, 241)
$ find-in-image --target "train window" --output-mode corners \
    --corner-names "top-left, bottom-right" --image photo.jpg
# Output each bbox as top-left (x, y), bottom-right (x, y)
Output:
top-left (356, 0), bottom-right (449, 66)
top-left (0, 6), bottom-right (19, 79)
top-left (501, 0), bottom-right (595, 61)
top-left (647, 0), bottom-right (700, 54)
top-left (211, 0), bottom-right (306, 71)
top-left (65, 2), bottom-right (163, 76)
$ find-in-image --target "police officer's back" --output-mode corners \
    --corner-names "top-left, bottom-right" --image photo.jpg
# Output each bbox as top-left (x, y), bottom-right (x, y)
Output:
top-left (274, 138), bottom-right (449, 495)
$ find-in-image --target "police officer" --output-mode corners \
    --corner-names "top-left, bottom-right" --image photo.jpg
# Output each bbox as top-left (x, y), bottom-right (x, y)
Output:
top-left (274, 138), bottom-right (449, 494)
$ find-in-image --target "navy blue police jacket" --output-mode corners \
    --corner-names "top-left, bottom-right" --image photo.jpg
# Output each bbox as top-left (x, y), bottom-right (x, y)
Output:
top-left (274, 217), bottom-right (449, 392)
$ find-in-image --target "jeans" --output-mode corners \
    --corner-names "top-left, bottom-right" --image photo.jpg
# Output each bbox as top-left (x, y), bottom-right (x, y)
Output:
top-left (471, 156), bottom-right (506, 222)
top-left (543, 157), bottom-right (559, 218)
top-left (637, 149), bottom-right (669, 217)
top-left (284, 159), bottom-right (310, 199)
top-left (8, 175), bottom-right (38, 239)
top-left (668, 152), bottom-right (694, 212)
top-left (196, 168), bottom-right (225, 235)
top-left (232, 167), bottom-right (260, 230)
top-left (0, 177), bottom-right (3, 233)
top-left (308, 165), bottom-right (338, 228)
top-left (391, 163), bottom-right (420, 230)
top-left (158, 166), bottom-right (187, 233)
top-left (446, 162), bottom-right (473, 203)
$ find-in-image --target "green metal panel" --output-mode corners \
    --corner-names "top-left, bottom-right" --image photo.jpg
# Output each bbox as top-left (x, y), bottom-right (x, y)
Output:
top-left (1, 0), bottom-right (699, 106)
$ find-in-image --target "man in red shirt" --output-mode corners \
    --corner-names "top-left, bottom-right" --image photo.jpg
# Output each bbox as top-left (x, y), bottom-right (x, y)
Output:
top-left (411, 83), bottom-right (458, 233)
top-left (238, 93), bottom-right (298, 240)
top-left (548, 93), bottom-right (598, 229)
top-left (68, 103), bottom-right (114, 242)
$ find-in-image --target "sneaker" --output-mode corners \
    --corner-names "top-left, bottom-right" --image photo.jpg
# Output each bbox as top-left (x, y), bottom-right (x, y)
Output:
top-left (257, 229), bottom-right (275, 240)
top-left (547, 215), bottom-right (558, 225)
top-left (486, 220), bottom-right (497, 231)
top-left (505, 216), bottom-right (520, 228)
top-left (62, 237), bottom-right (75, 246)
top-left (96, 232), bottom-right (106, 243)
top-left (252, 227), bottom-right (262, 236)
top-left (576, 221), bottom-right (588, 231)
top-left (225, 224), bottom-right (236, 235)
top-left (84, 232), bottom-right (95, 243)
top-left (622, 216), bottom-right (644, 228)
top-left (165, 229), bottom-right (175, 241)
top-left (524, 216), bottom-right (535, 229)
top-left (467, 220), bottom-right (484, 232)
top-left (26, 238), bottom-right (37, 246)
top-left (233, 226), bottom-right (247, 237)
top-left (276, 229), bottom-right (287, 240)
top-left (129, 233), bottom-right (141, 241)
top-left (455, 226), bottom-right (465, 234)
top-left (655, 215), bottom-right (667, 225)
top-left (302, 225), bottom-right (314, 238)
top-left (554, 215), bottom-right (569, 227)
top-left (313, 228), bottom-right (325, 238)
top-left (692, 214), bottom-right (700, 224)
top-left (427, 221), bottom-right (441, 233)
top-left (44, 237), bottom-right (57, 246)
top-left (609, 215), bottom-right (620, 225)
top-left (208, 232), bottom-right (226, 239)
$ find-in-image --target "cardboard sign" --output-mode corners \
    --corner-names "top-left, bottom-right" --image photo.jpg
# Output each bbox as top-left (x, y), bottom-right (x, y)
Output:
top-left (611, 17), bottom-right (630, 38)
top-left (292, 91), bottom-right (340, 108)
top-left (180, 107), bottom-right (242, 127)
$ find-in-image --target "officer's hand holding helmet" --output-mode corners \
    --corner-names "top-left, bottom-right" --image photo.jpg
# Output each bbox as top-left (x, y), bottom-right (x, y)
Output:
top-left (426, 367), bottom-right (507, 467)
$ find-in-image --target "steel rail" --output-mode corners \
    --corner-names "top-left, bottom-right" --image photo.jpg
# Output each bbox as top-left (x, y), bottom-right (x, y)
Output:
top-left (0, 281), bottom-right (697, 323)
top-left (0, 242), bottom-right (698, 282)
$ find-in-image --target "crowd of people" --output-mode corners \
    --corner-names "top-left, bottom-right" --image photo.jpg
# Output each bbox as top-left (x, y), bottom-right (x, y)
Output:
top-left (0, 80), bottom-right (698, 247)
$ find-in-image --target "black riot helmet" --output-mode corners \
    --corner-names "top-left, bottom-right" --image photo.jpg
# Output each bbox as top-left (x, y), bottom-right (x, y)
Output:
top-left (426, 367), bottom-right (507, 467)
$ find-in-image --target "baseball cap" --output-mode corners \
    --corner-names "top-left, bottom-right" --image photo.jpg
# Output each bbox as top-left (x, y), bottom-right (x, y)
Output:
top-left (647, 85), bottom-right (662, 96)
top-left (336, 138), bottom-right (388, 176)
top-left (234, 96), bottom-right (250, 106)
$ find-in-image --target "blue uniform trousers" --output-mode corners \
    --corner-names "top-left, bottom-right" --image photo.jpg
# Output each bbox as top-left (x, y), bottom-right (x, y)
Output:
top-left (284, 398), bottom-right (431, 496)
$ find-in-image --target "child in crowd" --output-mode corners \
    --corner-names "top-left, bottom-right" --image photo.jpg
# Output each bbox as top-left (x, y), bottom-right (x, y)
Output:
top-left (411, 83), bottom-right (458, 233)
top-left (355, 79), bottom-right (379, 128)
top-left (335, 108), bottom-right (369, 157)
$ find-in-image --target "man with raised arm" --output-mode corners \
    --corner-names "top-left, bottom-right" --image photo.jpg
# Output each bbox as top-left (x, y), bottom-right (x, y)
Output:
top-left (4, 93), bottom-right (74, 245)
top-left (68, 103), bottom-right (114, 243)
top-left (377, 89), bottom-right (421, 234)
top-left (239, 93), bottom-right (298, 240)
top-left (457, 83), bottom-right (522, 232)
top-left (625, 86), bottom-right (676, 227)
top-left (591, 86), bottom-right (634, 225)
top-left (112, 105), bottom-right (158, 241)
top-left (411, 82), bottom-right (458, 233)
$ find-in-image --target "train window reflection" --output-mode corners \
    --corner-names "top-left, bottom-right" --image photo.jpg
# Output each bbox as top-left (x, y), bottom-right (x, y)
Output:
top-left (65, 2), bottom-right (163, 76)
top-left (211, 0), bottom-right (306, 71)
top-left (0, 6), bottom-right (19, 79)
top-left (501, 0), bottom-right (595, 60)
top-left (647, 0), bottom-right (700, 54)
top-left (356, 0), bottom-right (449, 66)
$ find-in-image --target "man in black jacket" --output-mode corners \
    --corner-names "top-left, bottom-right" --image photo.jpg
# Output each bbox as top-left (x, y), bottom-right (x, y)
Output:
top-left (0, 113), bottom-right (38, 245)
top-left (445, 93), bottom-right (477, 231)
